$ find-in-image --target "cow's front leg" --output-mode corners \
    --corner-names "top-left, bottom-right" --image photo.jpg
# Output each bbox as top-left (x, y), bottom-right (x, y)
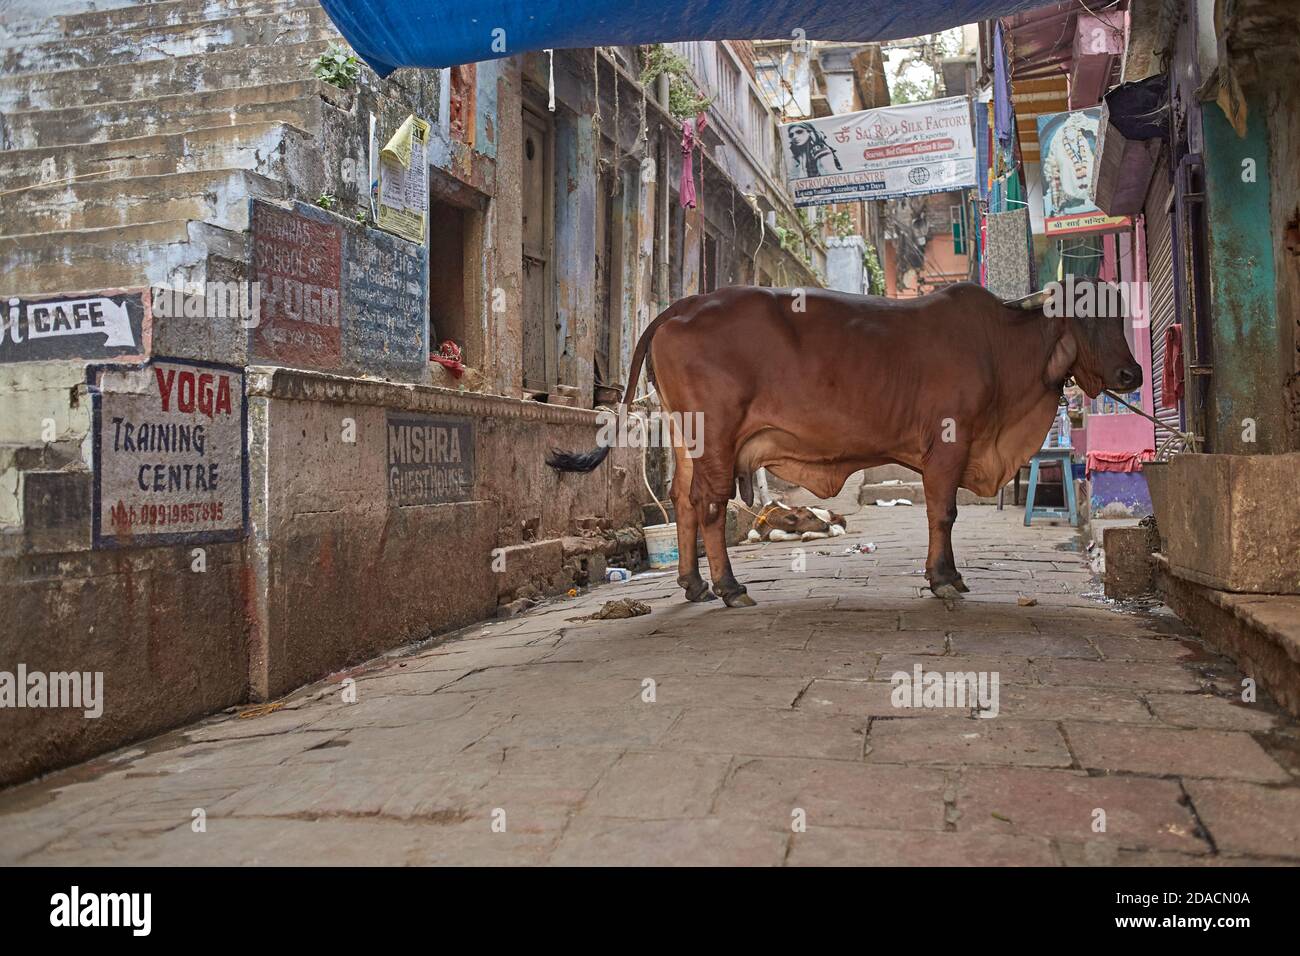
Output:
top-left (920, 454), bottom-right (969, 599)
top-left (700, 498), bottom-right (754, 607)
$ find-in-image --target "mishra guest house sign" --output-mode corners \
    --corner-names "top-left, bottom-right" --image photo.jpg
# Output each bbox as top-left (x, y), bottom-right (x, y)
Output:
top-left (386, 413), bottom-right (474, 505)
top-left (91, 358), bottom-right (248, 548)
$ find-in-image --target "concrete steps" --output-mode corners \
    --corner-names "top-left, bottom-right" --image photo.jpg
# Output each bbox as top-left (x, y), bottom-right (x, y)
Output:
top-left (3, 80), bottom-right (343, 149)
top-left (56, 0), bottom-right (313, 39)
top-left (3, 5), bottom-right (338, 75)
top-left (0, 219), bottom-right (245, 298)
top-left (0, 0), bottom-right (342, 299)
top-left (0, 120), bottom-right (313, 192)
top-left (0, 39), bottom-right (333, 111)
top-left (1, 168), bottom-right (286, 236)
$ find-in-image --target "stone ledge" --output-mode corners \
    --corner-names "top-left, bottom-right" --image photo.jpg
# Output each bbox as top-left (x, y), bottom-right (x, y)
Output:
top-left (247, 365), bottom-right (601, 425)
top-left (1154, 553), bottom-right (1300, 717)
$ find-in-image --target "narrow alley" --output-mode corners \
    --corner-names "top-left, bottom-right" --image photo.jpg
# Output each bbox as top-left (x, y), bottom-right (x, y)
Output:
top-left (3, 499), bottom-right (1295, 866)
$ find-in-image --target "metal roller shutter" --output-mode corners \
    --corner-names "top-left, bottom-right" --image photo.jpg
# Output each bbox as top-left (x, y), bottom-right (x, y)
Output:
top-left (1144, 155), bottom-right (1182, 448)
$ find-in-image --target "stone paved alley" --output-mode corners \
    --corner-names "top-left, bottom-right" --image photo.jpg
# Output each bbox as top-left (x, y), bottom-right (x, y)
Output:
top-left (2, 500), bottom-right (1299, 866)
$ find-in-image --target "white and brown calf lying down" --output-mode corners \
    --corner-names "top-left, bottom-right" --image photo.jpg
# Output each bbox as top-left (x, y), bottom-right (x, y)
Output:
top-left (746, 503), bottom-right (847, 543)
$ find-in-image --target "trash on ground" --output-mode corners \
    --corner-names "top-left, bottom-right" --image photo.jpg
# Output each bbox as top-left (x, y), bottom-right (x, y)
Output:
top-left (1017, 596), bottom-right (1038, 606)
top-left (844, 542), bottom-right (877, 554)
top-left (575, 598), bottom-right (651, 620)
top-left (605, 567), bottom-right (631, 583)
top-left (238, 702), bottom-right (286, 720)
top-left (875, 498), bottom-right (913, 507)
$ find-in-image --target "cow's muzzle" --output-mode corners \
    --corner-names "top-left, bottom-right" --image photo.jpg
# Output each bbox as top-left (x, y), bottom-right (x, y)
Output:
top-left (1112, 364), bottom-right (1142, 391)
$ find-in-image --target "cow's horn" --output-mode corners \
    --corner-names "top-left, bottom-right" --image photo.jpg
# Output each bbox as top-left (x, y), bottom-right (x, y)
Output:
top-left (1004, 289), bottom-right (1049, 311)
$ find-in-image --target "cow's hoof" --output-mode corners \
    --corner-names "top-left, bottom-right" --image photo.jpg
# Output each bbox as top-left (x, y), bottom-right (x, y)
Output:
top-left (931, 583), bottom-right (964, 600)
top-left (953, 578), bottom-right (970, 593)
top-left (715, 586), bottom-right (757, 608)
top-left (682, 580), bottom-right (716, 602)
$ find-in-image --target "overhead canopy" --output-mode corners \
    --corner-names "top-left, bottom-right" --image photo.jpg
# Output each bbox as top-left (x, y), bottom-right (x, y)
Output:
top-left (318, 0), bottom-right (1056, 76)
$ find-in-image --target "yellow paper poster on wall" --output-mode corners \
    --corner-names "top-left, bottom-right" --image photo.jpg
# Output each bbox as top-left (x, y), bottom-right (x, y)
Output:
top-left (376, 114), bottom-right (429, 244)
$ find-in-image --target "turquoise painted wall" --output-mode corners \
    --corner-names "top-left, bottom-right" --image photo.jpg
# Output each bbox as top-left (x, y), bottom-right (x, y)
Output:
top-left (1202, 96), bottom-right (1284, 453)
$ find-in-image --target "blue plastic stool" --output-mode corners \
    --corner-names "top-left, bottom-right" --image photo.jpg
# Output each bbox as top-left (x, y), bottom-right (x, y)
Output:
top-left (1023, 448), bottom-right (1078, 526)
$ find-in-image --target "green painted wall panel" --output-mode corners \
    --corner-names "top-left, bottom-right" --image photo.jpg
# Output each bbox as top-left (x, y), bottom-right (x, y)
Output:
top-left (1202, 96), bottom-right (1284, 453)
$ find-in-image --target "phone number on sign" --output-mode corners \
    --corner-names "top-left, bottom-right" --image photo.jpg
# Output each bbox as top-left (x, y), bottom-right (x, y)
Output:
top-left (109, 499), bottom-right (226, 529)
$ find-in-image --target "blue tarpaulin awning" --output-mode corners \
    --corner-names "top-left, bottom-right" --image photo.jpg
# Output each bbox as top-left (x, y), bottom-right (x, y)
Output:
top-left (317, 0), bottom-right (1056, 76)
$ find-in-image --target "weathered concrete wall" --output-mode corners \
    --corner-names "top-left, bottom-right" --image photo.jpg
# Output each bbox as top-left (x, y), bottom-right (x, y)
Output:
top-left (245, 367), bottom-right (645, 698)
top-left (0, 541), bottom-right (249, 787)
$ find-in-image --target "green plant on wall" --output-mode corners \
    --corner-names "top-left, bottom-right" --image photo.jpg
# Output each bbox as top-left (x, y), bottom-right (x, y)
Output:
top-left (774, 213), bottom-right (801, 255)
top-left (311, 43), bottom-right (361, 90)
top-left (775, 212), bottom-right (827, 284)
top-left (315, 191), bottom-right (337, 210)
top-left (823, 208), bottom-right (855, 239)
top-left (640, 45), bottom-right (714, 120)
top-left (862, 242), bottom-right (886, 295)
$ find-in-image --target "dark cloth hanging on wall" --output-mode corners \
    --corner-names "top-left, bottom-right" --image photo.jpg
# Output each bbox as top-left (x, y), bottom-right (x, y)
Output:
top-left (1161, 323), bottom-right (1184, 407)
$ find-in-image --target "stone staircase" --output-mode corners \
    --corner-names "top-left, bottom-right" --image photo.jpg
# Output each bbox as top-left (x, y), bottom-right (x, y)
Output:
top-left (0, 0), bottom-right (350, 302)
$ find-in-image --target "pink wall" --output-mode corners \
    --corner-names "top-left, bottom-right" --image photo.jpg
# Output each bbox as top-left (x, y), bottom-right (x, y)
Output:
top-left (1086, 412), bottom-right (1154, 455)
top-left (1075, 229), bottom-right (1156, 458)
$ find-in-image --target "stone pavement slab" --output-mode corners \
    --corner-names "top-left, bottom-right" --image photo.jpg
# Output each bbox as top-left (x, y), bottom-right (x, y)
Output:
top-left (2, 504), bottom-right (1297, 866)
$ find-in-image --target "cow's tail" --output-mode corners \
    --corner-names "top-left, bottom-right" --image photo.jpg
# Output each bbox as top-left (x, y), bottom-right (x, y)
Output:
top-left (544, 303), bottom-right (680, 473)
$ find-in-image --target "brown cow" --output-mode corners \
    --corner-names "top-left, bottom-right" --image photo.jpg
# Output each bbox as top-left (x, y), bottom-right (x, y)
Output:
top-left (548, 281), bottom-right (1141, 606)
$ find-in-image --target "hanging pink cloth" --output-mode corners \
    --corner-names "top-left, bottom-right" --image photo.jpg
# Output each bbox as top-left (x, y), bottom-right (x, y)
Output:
top-left (680, 114), bottom-right (707, 209)
top-left (680, 120), bottom-right (697, 209)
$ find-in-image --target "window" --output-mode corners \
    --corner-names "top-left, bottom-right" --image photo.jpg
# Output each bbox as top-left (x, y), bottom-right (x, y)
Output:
top-left (715, 45), bottom-right (740, 121)
top-left (701, 231), bottom-right (719, 293)
top-left (427, 169), bottom-right (486, 370)
top-left (428, 198), bottom-right (467, 354)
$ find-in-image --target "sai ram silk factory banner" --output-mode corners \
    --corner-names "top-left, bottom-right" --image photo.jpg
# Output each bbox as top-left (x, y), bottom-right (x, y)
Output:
top-left (780, 96), bottom-right (977, 207)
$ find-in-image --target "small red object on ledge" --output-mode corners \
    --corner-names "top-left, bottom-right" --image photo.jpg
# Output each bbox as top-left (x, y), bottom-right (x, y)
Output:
top-left (431, 339), bottom-right (465, 378)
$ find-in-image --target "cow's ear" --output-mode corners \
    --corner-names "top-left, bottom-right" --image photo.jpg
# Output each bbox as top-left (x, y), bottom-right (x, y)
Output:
top-left (1044, 321), bottom-right (1078, 389)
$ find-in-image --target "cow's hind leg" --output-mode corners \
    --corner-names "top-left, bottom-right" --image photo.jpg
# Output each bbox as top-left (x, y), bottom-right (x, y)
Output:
top-left (920, 454), bottom-right (970, 599)
top-left (670, 445), bottom-right (713, 602)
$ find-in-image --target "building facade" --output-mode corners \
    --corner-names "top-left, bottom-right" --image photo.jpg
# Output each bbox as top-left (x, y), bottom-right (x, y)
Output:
top-left (0, 0), bottom-right (819, 784)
